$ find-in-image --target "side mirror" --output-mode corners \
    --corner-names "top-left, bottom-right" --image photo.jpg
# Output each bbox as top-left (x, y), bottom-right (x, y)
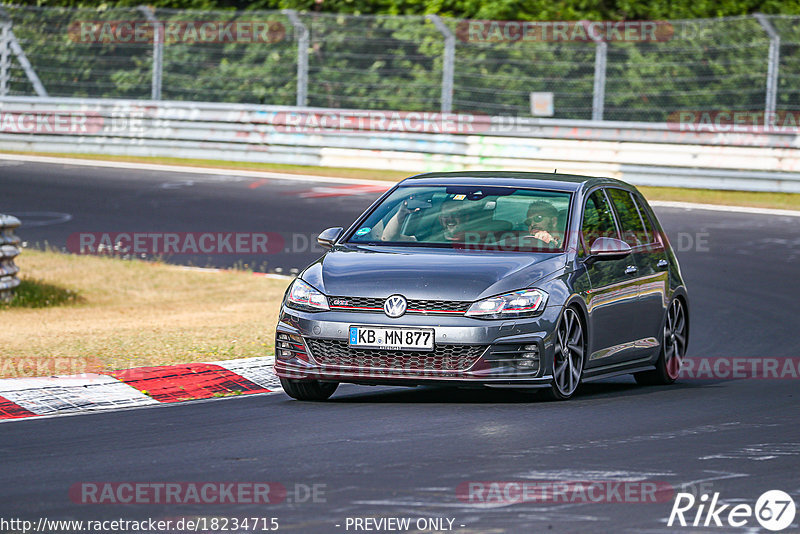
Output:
top-left (588, 237), bottom-right (632, 262)
top-left (317, 227), bottom-right (343, 250)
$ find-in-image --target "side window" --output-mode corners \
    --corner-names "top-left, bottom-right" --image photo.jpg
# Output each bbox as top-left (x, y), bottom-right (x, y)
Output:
top-left (607, 188), bottom-right (647, 247)
top-left (581, 190), bottom-right (618, 253)
top-left (632, 195), bottom-right (661, 247)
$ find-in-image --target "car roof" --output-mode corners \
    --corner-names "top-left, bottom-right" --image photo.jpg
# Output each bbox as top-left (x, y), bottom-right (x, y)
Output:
top-left (400, 171), bottom-right (630, 192)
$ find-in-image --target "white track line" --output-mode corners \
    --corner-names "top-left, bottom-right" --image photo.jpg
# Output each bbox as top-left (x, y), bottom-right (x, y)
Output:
top-left (2, 152), bottom-right (799, 217)
top-left (0, 152), bottom-right (389, 186)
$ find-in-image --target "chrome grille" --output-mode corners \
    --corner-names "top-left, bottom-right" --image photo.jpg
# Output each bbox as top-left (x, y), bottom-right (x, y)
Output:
top-left (328, 296), bottom-right (471, 314)
top-left (305, 338), bottom-right (485, 372)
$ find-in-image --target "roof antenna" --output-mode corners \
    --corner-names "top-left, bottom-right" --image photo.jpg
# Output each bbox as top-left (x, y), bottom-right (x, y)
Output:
top-left (553, 168), bottom-right (558, 173)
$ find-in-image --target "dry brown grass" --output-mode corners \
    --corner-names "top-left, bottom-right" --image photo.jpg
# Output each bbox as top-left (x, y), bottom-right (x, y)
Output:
top-left (0, 250), bottom-right (290, 377)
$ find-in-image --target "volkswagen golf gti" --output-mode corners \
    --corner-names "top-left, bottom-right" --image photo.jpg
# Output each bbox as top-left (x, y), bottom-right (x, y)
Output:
top-left (274, 172), bottom-right (689, 401)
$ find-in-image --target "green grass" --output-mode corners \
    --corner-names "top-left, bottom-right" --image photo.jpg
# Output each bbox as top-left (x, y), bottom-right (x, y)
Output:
top-left (636, 186), bottom-right (800, 211)
top-left (1, 278), bottom-right (80, 308)
top-left (4, 150), bottom-right (799, 210)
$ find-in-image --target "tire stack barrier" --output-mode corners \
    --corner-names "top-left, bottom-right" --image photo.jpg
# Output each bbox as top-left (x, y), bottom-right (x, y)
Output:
top-left (0, 214), bottom-right (21, 303)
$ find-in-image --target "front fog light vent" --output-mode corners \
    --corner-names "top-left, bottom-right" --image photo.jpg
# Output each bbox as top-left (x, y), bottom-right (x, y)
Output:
top-left (517, 344), bottom-right (540, 371)
top-left (276, 332), bottom-right (308, 361)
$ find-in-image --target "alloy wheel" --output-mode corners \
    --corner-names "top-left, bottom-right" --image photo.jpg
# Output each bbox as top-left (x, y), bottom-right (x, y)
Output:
top-left (553, 307), bottom-right (584, 397)
top-left (664, 299), bottom-right (687, 380)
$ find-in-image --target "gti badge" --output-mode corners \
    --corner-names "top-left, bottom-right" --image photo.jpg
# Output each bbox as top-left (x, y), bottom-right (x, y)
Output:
top-left (384, 295), bottom-right (407, 318)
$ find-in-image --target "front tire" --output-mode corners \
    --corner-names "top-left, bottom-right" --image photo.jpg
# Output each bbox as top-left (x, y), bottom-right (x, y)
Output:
top-left (635, 298), bottom-right (688, 385)
top-left (280, 378), bottom-right (338, 401)
top-left (544, 307), bottom-right (586, 400)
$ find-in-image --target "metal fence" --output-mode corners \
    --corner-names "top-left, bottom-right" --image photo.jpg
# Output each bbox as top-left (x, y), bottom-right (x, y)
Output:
top-left (0, 214), bottom-right (21, 303)
top-left (1, 5), bottom-right (799, 122)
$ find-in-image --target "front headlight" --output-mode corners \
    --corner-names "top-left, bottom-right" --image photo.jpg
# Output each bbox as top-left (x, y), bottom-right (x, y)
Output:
top-left (286, 279), bottom-right (329, 312)
top-left (466, 289), bottom-right (548, 319)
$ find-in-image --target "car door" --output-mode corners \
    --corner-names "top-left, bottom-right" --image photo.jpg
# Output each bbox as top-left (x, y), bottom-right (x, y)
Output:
top-left (630, 192), bottom-right (670, 345)
top-left (581, 189), bottom-right (643, 368)
top-left (606, 187), bottom-right (666, 359)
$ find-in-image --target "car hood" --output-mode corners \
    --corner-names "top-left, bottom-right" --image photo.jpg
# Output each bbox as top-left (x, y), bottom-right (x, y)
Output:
top-left (301, 244), bottom-right (566, 302)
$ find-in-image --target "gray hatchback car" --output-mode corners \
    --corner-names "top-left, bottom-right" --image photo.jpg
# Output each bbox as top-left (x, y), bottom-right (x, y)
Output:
top-left (274, 172), bottom-right (689, 400)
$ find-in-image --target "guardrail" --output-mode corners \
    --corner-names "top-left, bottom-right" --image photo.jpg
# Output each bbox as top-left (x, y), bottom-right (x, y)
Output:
top-left (0, 96), bottom-right (799, 192)
top-left (0, 214), bottom-right (21, 303)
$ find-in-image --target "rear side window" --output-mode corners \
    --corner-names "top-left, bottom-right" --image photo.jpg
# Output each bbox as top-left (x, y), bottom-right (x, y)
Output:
top-left (581, 190), bottom-right (618, 252)
top-left (632, 195), bottom-right (661, 247)
top-left (607, 188), bottom-right (647, 247)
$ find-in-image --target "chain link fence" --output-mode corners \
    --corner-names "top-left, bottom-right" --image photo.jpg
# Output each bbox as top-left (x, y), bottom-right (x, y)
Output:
top-left (1, 5), bottom-right (799, 122)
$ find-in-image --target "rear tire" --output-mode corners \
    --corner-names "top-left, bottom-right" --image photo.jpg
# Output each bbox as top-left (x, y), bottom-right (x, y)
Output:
top-left (635, 298), bottom-right (687, 386)
top-left (280, 378), bottom-right (338, 401)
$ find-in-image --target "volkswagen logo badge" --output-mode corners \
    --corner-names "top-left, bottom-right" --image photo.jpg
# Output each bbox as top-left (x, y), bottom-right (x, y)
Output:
top-left (384, 295), bottom-right (407, 318)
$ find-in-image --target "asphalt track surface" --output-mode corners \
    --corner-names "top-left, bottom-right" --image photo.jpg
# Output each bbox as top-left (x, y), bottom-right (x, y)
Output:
top-left (1, 160), bottom-right (799, 533)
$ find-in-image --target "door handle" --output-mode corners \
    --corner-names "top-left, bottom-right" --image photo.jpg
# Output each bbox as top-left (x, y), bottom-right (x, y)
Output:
top-left (657, 259), bottom-right (669, 268)
top-left (625, 265), bottom-right (638, 275)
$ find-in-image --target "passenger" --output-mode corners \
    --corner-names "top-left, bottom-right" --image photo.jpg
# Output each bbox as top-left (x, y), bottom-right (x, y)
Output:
top-left (378, 197), bottom-right (473, 242)
top-left (437, 200), bottom-right (473, 241)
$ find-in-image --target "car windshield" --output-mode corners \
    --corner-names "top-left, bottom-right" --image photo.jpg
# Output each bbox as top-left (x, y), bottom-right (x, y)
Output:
top-left (347, 185), bottom-right (572, 252)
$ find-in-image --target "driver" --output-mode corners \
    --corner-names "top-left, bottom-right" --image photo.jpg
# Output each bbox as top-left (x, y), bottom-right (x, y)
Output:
top-left (525, 201), bottom-right (562, 247)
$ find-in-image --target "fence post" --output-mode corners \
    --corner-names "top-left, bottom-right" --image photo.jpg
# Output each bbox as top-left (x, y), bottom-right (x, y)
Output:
top-left (0, 22), bottom-right (9, 97)
top-left (427, 15), bottom-right (455, 114)
top-left (588, 24), bottom-right (607, 121)
top-left (138, 6), bottom-right (163, 100)
top-left (0, 7), bottom-right (47, 97)
top-left (284, 10), bottom-right (308, 107)
top-left (754, 14), bottom-right (780, 128)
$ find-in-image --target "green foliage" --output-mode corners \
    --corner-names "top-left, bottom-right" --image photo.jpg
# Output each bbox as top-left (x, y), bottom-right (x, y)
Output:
top-left (9, 0), bottom-right (800, 18)
top-left (3, 4), bottom-right (799, 121)
top-left (1, 279), bottom-right (80, 309)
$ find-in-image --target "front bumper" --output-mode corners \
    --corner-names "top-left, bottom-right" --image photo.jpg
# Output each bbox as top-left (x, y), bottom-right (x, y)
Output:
top-left (273, 305), bottom-right (561, 388)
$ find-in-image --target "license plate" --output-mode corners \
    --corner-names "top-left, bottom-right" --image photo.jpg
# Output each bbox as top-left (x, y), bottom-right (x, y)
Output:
top-left (349, 326), bottom-right (434, 351)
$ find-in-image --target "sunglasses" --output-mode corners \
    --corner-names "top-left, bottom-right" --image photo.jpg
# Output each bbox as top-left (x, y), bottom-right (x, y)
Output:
top-left (527, 214), bottom-right (549, 225)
